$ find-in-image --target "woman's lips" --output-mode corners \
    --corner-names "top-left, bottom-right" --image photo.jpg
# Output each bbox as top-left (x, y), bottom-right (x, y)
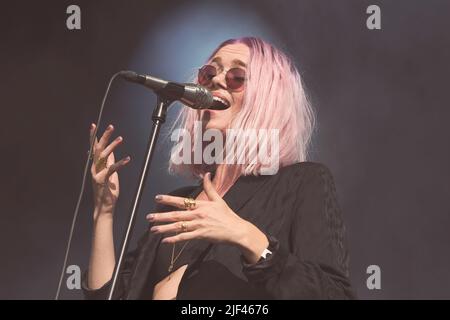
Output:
top-left (212, 93), bottom-right (231, 108)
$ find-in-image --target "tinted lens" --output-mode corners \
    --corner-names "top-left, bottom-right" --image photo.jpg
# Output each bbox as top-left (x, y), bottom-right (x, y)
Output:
top-left (198, 65), bottom-right (217, 86)
top-left (226, 68), bottom-right (246, 91)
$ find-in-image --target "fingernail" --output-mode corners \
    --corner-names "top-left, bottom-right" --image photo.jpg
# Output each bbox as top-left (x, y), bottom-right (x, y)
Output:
top-left (108, 124), bottom-right (113, 130)
top-left (206, 172), bottom-right (211, 179)
top-left (150, 226), bottom-right (158, 232)
top-left (116, 136), bottom-right (123, 142)
top-left (155, 195), bottom-right (162, 201)
top-left (147, 214), bottom-right (155, 220)
top-left (125, 156), bottom-right (131, 161)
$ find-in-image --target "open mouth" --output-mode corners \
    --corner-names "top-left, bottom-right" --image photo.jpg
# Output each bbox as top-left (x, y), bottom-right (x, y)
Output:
top-left (212, 95), bottom-right (231, 110)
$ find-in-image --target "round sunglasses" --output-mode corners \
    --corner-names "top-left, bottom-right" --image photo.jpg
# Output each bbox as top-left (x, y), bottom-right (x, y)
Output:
top-left (198, 64), bottom-right (246, 91)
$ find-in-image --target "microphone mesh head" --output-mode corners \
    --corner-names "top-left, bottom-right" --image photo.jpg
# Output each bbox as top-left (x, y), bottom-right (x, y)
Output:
top-left (196, 86), bottom-right (215, 109)
top-left (189, 85), bottom-right (230, 110)
top-left (181, 84), bottom-right (215, 109)
top-left (118, 70), bottom-right (139, 81)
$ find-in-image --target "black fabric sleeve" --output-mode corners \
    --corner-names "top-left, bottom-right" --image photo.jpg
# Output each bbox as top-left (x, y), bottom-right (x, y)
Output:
top-left (241, 164), bottom-right (356, 299)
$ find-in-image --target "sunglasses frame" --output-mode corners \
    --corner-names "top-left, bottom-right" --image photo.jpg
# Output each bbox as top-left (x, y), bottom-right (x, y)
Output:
top-left (197, 64), bottom-right (246, 92)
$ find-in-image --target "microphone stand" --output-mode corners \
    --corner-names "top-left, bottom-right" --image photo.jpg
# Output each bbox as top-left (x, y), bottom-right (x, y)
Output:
top-left (107, 95), bottom-right (172, 300)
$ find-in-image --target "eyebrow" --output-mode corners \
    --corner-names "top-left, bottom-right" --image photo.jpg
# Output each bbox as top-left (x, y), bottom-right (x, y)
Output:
top-left (211, 56), bottom-right (247, 68)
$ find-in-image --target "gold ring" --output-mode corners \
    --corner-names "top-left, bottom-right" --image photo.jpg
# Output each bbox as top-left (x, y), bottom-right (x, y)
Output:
top-left (184, 197), bottom-right (196, 210)
top-left (95, 157), bottom-right (108, 172)
top-left (180, 222), bottom-right (188, 233)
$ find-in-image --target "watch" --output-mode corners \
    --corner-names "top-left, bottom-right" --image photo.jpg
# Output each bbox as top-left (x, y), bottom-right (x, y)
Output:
top-left (241, 235), bottom-right (280, 266)
top-left (257, 235), bottom-right (278, 262)
top-left (260, 248), bottom-right (273, 259)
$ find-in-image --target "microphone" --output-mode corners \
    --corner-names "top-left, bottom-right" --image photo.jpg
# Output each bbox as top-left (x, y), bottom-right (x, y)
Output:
top-left (118, 70), bottom-right (229, 110)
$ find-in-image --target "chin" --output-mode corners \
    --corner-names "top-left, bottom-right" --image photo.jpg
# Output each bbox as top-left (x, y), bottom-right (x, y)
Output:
top-left (205, 118), bottom-right (228, 131)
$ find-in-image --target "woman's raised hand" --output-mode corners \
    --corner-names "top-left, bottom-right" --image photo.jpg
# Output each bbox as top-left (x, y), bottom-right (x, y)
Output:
top-left (89, 123), bottom-right (131, 218)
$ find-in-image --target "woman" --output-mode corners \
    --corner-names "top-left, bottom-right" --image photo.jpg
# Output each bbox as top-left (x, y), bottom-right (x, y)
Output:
top-left (82, 37), bottom-right (355, 299)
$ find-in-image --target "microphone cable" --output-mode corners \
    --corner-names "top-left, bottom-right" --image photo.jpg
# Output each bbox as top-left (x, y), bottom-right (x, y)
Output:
top-left (54, 72), bottom-right (122, 299)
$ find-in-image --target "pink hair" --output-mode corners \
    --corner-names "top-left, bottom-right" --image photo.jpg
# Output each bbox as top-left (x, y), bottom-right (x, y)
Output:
top-left (169, 37), bottom-right (315, 196)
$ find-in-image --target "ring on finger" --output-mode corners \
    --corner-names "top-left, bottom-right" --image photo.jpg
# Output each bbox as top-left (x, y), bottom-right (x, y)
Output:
top-left (184, 197), bottom-right (196, 210)
top-left (95, 157), bottom-right (108, 171)
top-left (180, 221), bottom-right (188, 233)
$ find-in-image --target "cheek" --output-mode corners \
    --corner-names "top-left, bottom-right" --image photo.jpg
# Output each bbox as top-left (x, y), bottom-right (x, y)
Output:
top-left (232, 92), bottom-right (245, 111)
top-left (222, 108), bottom-right (236, 122)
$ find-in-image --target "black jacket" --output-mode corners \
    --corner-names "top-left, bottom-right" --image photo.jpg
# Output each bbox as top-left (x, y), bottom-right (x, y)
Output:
top-left (82, 162), bottom-right (355, 299)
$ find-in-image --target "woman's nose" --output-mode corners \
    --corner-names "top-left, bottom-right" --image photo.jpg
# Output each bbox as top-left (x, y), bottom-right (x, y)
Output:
top-left (211, 71), bottom-right (227, 90)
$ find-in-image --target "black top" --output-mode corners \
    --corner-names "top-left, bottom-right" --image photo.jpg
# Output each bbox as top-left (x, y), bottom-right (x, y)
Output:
top-left (82, 162), bottom-right (356, 299)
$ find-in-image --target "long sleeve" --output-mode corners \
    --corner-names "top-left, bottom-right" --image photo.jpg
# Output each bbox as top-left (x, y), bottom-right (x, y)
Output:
top-left (242, 163), bottom-right (356, 299)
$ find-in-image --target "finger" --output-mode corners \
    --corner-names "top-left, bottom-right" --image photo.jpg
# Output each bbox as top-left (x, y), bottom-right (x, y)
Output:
top-left (146, 210), bottom-right (197, 223)
top-left (89, 123), bottom-right (95, 140)
top-left (89, 123), bottom-right (99, 148)
top-left (154, 194), bottom-right (208, 209)
top-left (203, 172), bottom-right (221, 202)
top-left (100, 136), bottom-right (123, 159)
top-left (105, 151), bottom-right (116, 173)
top-left (98, 124), bottom-right (115, 150)
top-left (151, 220), bottom-right (198, 234)
top-left (105, 156), bottom-right (131, 176)
top-left (161, 229), bottom-right (203, 244)
top-left (107, 150), bottom-right (116, 164)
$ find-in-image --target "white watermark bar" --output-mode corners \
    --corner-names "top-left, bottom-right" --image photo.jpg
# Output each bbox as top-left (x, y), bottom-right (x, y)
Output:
top-left (170, 121), bottom-right (280, 175)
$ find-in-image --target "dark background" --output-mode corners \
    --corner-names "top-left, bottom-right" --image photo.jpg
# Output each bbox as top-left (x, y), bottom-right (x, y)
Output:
top-left (1, 0), bottom-right (449, 299)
